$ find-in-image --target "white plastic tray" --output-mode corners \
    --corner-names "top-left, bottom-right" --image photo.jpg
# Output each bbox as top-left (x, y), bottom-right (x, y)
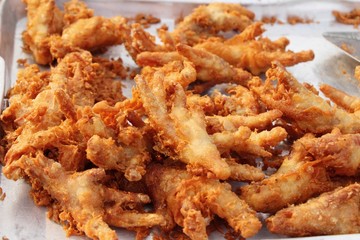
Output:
top-left (1, 0), bottom-right (360, 239)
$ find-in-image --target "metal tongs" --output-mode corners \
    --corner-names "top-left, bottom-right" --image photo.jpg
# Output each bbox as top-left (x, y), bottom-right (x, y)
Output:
top-left (323, 31), bottom-right (360, 62)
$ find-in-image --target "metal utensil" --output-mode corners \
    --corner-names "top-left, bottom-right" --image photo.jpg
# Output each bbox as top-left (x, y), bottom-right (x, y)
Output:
top-left (323, 31), bottom-right (360, 62)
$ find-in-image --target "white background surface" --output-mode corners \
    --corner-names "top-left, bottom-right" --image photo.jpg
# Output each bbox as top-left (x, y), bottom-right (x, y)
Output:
top-left (1, 0), bottom-right (360, 239)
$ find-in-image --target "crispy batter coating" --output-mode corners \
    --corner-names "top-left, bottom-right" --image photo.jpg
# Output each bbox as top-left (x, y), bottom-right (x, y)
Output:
top-left (195, 23), bottom-right (314, 75)
top-left (250, 62), bottom-right (360, 134)
top-left (210, 85), bottom-right (261, 116)
top-left (145, 164), bottom-right (262, 239)
top-left (123, 23), bottom-right (166, 61)
top-left (86, 135), bottom-right (148, 181)
top-left (22, 0), bottom-right (64, 64)
top-left (63, 0), bottom-right (94, 26)
top-left (267, 183), bottom-right (360, 236)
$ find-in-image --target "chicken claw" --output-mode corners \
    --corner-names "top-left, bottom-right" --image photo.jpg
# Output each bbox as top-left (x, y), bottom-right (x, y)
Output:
top-left (145, 164), bottom-right (262, 239)
top-left (250, 62), bottom-right (360, 134)
top-left (134, 61), bottom-right (231, 179)
top-left (267, 183), bottom-right (360, 236)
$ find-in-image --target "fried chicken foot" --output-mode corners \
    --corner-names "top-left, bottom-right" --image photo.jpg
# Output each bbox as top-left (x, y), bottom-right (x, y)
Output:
top-left (176, 44), bottom-right (252, 86)
top-left (135, 61), bottom-right (231, 179)
top-left (240, 136), bottom-right (336, 213)
top-left (86, 135), bottom-right (149, 181)
top-left (4, 152), bottom-right (164, 240)
top-left (226, 159), bottom-right (265, 182)
top-left (240, 161), bottom-right (335, 213)
top-left (22, 0), bottom-right (64, 64)
top-left (205, 109), bottom-right (283, 132)
top-left (212, 126), bottom-right (287, 157)
top-left (123, 23), bottom-right (167, 61)
top-left (195, 22), bottom-right (314, 75)
top-left (267, 183), bottom-right (360, 236)
top-left (299, 129), bottom-right (360, 176)
top-left (250, 62), bottom-right (360, 134)
top-left (4, 119), bottom-right (85, 171)
top-left (320, 83), bottom-right (360, 113)
top-left (137, 44), bottom-right (252, 89)
top-left (50, 16), bottom-right (126, 59)
top-left (158, 2), bottom-right (254, 48)
top-left (145, 164), bottom-right (262, 239)
top-left (210, 85), bottom-right (261, 116)
top-left (333, 8), bottom-right (360, 26)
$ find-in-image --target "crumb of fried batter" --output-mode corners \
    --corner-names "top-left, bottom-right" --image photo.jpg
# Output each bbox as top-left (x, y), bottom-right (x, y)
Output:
top-left (129, 69), bottom-right (138, 79)
top-left (2, 236), bottom-right (9, 240)
top-left (341, 43), bottom-right (354, 54)
top-left (287, 15), bottom-right (316, 25)
top-left (17, 58), bottom-right (28, 67)
top-left (175, 15), bottom-right (184, 25)
top-left (135, 228), bottom-right (151, 240)
top-left (0, 187), bottom-right (5, 201)
top-left (132, 13), bottom-right (161, 28)
top-left (93, 57), bottom-right (128, 79)
top-left (158, 23), bottom-right (169, 31)
top-left (260, 16), bottom-right (284, 25)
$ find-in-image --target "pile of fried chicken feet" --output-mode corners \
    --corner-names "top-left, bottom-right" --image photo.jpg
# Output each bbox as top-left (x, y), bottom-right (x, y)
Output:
top-left (2, 0), bottom-right (360, 239)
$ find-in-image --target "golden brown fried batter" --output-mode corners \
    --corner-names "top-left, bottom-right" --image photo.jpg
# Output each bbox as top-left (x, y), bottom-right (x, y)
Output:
top-left (267, 183), bottom-right (360, 237)
top-left (145, 164), bottom-right (262, 239)
top-left (63, 0), bottom-right (94, 26)
top-left (22, 0), bottom-right (64, 64)
top-left (210, 85), bottom-right (261, 116)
